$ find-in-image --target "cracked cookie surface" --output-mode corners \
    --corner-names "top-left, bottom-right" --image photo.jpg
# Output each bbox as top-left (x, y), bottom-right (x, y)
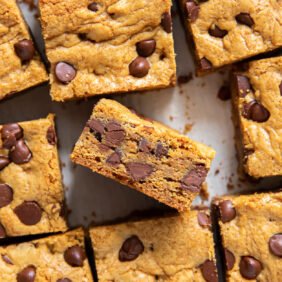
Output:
top-left (231, 57), bottom-right (282, 178)
top-left (38, 0), bottom-right (176, 101)
top-left (0, 0), bottom-right (48, 100)
top-left (90, 209), bottom-right (217, 281)
top-left (0, 115), bottom-right (67, 238)
top-left (180, 0), bottom-right (282, 75)
top-left (0, 228), bottom-right (93, 281)
top-left (213, 191), bottom-right (282, 281)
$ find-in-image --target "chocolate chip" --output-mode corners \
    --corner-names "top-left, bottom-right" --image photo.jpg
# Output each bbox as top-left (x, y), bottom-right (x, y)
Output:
top-left (14, 201), bottom-right (42, 225)
top-left (0, 184), bottom-right (13, 208)
top-left (217, 85), bottom-right (231, 101)
top-left (1, 123), bottom-right (23, 149)
top-left (64, 246), bottom-right (86, 267)
top-left (269, 233), bottom-right (282, 257)
top-left (199, 57), bottom-right (212, 71)
top-left (0, 223), bottom-right (6, 238)
top-left (129, 57), bottom-right (150, 78)
top-left (181, 166), bottom-right (208, 192)
top-left (2, 254), bottom-right (13, 265)
top-left (239, 256), bottom-right (262, 279)
top-left (98, 144), bottom-right (110, 152)
top-left (105, 122), bottom-right (125, 146)
top-left (185, 1), bottom-right (200, 22)
top-left (106, 151), bottom-right (121, 166)
top-left (235, 75), bottom-right (251, 97)
top-left (46, 126), bottom-right (57, 145)
top-left (242, 101), bottom-right (270, 122)
top-left (200, 260), bottom-right (218, 282)
top-left (126, 162), bottom-right (153, 181)
top-left (161, 12), bottom-right (172, 33)
top-left (208, 25), bottom-right (228, 38)
top-left (224, 248), bottom-right (235, 270)
top-left (88, 2), bottom-right (98, 11)
top-left (87, 119), bottom-right (105, 142)
top-left (55, 62), bottom-right (76, 84)
top-left (0, 157), bottom-right (10, 170)
top-left (279, 81), bottom-right (282, 96)
top-left (107, 122), bottom-right (123, 132)
top-left (136, 40), bottom-right (156, 57)
top-left (14, 40), bottom-right (35, 62)
top-left (57, 279), bottom-right (72, 282)
top-left (139, 139), bottom-right (151, 153)
top-left (17, 265), bottom-right (36, 282)
top-left (119, 235), bottom-right (144, 262)
top-left (197, 211), bottom-right (211, 227)
top-left (9, 140), bottom-right (32, 164)
top-left (155, 142), bottom-right (168, 158)
top-left (218, 200), bottom-right (236, 223)
top-left (235, 13), bottom-right (254, 27)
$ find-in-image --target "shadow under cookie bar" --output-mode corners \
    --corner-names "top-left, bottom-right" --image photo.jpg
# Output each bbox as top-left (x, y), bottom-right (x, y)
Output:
top-left (38, 0), bottom-right (176, 101)
top-left (212, 190), bottom-right (282, 281)
top-left (231, 57), bottom-right (282, 179)
top-left (0, 228), bottom-right (93, 281)
top-left (71, 99), bottom-right (215, 211)
top-left (0, 115), bottom-right (67, 239)
top-left (90, 209), bottom-right (218, 281)
top-left (178, 0), bottom-right (282, 76)
top-left (0, 0), bottom-right (48, 101)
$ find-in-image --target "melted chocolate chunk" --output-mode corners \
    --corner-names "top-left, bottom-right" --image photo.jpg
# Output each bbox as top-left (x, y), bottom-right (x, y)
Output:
top-left (186, 1), bottom-right (200, 22)
top-left (46, 126), bottom-right (57, 145)
top-left (181, 165), bottom-right (208, 192)
top-left (126, 162), bottom-right (153, 181)
top-left (0, 184), bottom-right (13, 208)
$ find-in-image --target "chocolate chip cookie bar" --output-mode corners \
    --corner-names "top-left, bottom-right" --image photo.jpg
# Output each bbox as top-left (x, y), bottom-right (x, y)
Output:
top-left (38, 0), bottom-right (176, 102)
top-left (71, 99), bottom-right (215, 211)
top-left (213, 191), bottom-right (282, 281)
top-left (0, 115), bottom-right (67, 238)
top-left (0, 228), bottom-right (93, 281)
top-left (179, 0), bottom-right (282, 75)
top-left (0, 0), bottom-right (48, 101)
top-left (90, 209), bottom-right (218, 281)
top-left (231, 57), bottom-right (282, 178)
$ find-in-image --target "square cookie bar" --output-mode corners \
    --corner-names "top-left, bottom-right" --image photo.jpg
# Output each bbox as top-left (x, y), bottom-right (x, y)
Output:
top-left (71, 99), bottom-right (215, 211)
top-left (38, 0), bottom-right (176, 101)
top-left (0, 228), bottom-right (93, 281)
top-left (0, 115), bottom-right (67, 238)
top-left (90, 209), bottom-right (218, 281)
top-left (0, 0), bottom-right (48, 101)
top-left (179, 0), bottom-right (282, 75)
top-left (231, 57), bottom-right (282, 178)
top-left (213, 191), bottom-right (282, 281)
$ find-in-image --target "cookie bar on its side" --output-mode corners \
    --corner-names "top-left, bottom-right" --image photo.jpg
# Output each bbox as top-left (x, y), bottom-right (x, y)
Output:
top-left (71, 99), bottom-right (215, 211)
top-left (0, 115), bottom-right (67, 239)
top-left (179, 0), bottom-right (282, 75)
top-left (90, 209), bottom-right (218, 281)
top-left (213, 191), bottom-right (282, 281)
top-left (0, 0), bottom-right (48, 101)
top-left (0, 228), bottom-right (93, 281)
top-left (231, 57), bottom-right (282, 178)
top-left (38, 0), bottom-right (176, 101)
